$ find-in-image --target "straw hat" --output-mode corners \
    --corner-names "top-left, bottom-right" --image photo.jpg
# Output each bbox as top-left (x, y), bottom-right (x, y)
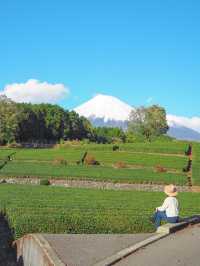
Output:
top-left (164, 184), bottom-right (178, 197)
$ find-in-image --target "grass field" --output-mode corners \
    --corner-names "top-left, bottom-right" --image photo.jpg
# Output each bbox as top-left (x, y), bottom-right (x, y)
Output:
top-left (0, 141), bottom-right (188, 159)
top-left (0, 148), bottom-right (187, 168)
top-left (0, 141), bottom-right (189, 185)
top-left (0, 141), bottom-right (199, 239)
top-left (0, 161), bottom-right (187, 186)
top-left (0, 184), bottom-right (200, 239)
top-left (57, 141), bottom-right (189, 154)
top-left (0, 162), bottom-right (187, 185)
top-left (192, 143), bottom-right (200, 185)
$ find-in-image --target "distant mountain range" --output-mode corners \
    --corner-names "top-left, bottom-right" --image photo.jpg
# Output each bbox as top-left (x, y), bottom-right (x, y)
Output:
top-left (167, 125), bottom-right (200, 141)
top-left (74, 94), bottom-right (200, 142)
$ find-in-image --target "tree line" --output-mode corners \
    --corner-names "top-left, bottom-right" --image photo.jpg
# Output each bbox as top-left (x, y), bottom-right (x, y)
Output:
top-left (0, 95), bottom-right (94, 144)
top-left (0, 95), bottom-right (170, 145)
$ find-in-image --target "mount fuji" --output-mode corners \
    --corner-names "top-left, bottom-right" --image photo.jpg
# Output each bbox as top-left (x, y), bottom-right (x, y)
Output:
top-left (74, 94), bottom-right (133, 128)
top-left (74, 94), bottom-right (200, 141)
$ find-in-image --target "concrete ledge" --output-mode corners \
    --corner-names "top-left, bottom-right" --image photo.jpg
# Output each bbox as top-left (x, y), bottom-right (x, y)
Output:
top-left (157, 215), bottom-right (200, 234)
top-left (15, 234), bottom-right (65, 266)
top-left (94, 233), bottom-right (168, 266)
top-left (95, 215), bottom-right (200, 266)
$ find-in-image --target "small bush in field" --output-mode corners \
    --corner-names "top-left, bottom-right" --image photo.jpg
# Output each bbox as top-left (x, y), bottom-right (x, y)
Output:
top-left (53, 157), bottom-right (68, 166)
top-left (113, 145), bottom-right (119, 151)
top-left (84, 155), bottom-right (100, 166)
top-left (40, 179), bottom-right (50, 186)
top-left (114, 161), bottom-right (127, 169)
top-left (155, 165), bottom-right (167, 173)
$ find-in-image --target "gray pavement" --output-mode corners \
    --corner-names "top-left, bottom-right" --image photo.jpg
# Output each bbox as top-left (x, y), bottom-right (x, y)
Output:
top-left (116, 225), bottom-right (200, 266)
top-left (42, 233), bottom-right (153, 266)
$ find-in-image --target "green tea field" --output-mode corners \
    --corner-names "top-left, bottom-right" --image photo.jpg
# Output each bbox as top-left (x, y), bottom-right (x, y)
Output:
top-left (0, 140), bottom-right (192, 185)
top-left (1, 184), bottom-right (200, 239)
top-left (0, 140), bottom-right (199, 239)
top-left (192, 143), bottom-right (200, 185)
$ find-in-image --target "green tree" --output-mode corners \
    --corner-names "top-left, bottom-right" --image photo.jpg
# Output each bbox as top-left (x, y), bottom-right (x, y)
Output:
top-left (128, 105), bottom-right (169, 141)
top-left (0, 95), bottom-right (19, 144)
top-left (94, 127), bottom-right (126, 143)
top-left (0, 98), bottom-right (95, 144)
top-left (67, 111), bottom-right (94, 140)
top-left (16, 103), bottom-right (67, 143)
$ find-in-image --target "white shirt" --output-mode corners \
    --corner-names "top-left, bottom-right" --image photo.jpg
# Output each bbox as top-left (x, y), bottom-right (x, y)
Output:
top-left (157, 196), bottom-right (179, 217)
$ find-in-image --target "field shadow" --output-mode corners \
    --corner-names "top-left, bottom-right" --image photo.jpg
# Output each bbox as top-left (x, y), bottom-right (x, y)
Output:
top-left (0, 152), bottom-right (16, 171)
top-left (0, 161), bottom-right (8, 170)
top-left (0, 212), bottom-right (24, 266)
top-left (179, 215), bottom-right (200, 223)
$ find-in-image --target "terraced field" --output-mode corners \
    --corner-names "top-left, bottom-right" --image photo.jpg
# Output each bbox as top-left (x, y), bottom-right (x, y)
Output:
top-left (0, 140), bottom-right (188, 159)
top-left (1, 184), bottom-right (200, 239)
top-left (0, 141), bottom-right (189, 185)
top-left (0, 141), bottom-right (199, 239)
top-left (192, 143), bottom-right (200, 185)
top-left (0, 162), bottom-right (187, 185)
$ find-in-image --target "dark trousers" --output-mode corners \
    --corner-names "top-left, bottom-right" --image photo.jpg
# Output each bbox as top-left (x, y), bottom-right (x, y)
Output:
top-left (153, 211), bottom-right (179, 228)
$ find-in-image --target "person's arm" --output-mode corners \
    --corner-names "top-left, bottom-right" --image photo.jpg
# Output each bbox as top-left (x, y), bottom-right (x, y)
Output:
top-left (157, 198), bottom-right (169, 211)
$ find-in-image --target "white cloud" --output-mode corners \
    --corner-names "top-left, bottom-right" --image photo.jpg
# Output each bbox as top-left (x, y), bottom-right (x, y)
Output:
top-left (0, 79), bottom-right (69, 104)
top-left (167, 114), bottom-right (200, 133)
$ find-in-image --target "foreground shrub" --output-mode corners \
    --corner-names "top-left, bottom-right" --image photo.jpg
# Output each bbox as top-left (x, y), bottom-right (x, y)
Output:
top-left (40, 179), bottom-right (50, 186)
top-left (113, 145), bottom-right (120, 151)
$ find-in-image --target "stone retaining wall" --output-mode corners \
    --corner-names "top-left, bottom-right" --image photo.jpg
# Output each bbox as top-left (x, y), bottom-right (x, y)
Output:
top-left (0, 177), bottom-right (194, 192)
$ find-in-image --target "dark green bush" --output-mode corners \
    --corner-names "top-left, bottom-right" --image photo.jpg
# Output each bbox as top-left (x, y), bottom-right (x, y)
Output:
top-left (113, 145), bottom-right (119, 151)
top-left (40, 179), bottom-right (50, 186)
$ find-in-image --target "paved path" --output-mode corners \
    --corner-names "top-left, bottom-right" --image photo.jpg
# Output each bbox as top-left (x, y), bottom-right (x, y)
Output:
top-left (43, 233), bottom-right (153, 266)
top-left (116, 225), bottom-right (200, 266)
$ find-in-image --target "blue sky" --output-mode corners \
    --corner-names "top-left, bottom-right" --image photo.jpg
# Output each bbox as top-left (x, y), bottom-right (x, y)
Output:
top-left (0, 0), bottom-right (200, 117)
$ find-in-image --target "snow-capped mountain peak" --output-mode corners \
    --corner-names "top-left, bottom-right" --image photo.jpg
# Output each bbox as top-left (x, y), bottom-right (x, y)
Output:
top-left (74, 94), bottom-right (134, 122)
top-left (74, 94), bottom-right (200, 141)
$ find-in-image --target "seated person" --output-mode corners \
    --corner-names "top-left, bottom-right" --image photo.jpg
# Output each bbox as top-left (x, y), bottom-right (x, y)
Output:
top-left (152, 184), bottom-right (179, 229)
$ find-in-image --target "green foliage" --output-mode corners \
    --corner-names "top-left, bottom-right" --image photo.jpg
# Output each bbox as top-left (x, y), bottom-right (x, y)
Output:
top-left (192, 143), bottom-right (200, 185)
top-left (125, 131), bottom-right (145, 143)
top-left (0, 96), bottom-right (19, 145)
top-left (0, 185), bottom-right (200, 238)
top-left (40, 179), bottom-right (50, 186)
top-left (67, 111), bottom-right (95, 141)
top-left (94, 127), bottom-right (126, 144)
top-left (0, 98), bottom-right (95, 144)
top-left (112, 145), bottom-right (119, 151)
top-left (0, 97), bottom-right (172, 145)
top-left (15, 104), bottom-right (95, 143)
top-left (128, 105), bottom-right (169, 141)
